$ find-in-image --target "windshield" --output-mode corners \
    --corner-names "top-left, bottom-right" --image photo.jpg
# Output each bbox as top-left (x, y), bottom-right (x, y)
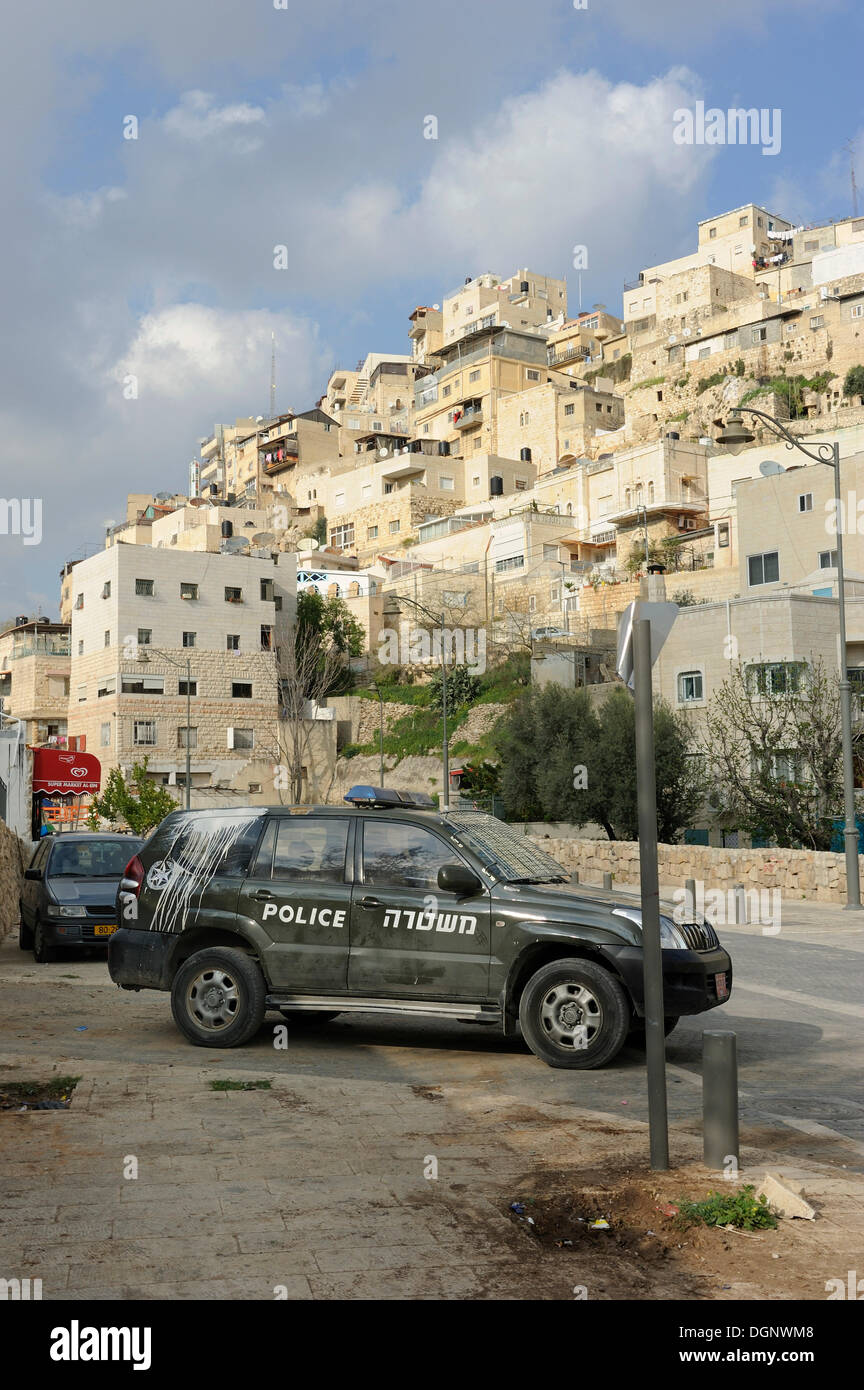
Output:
top-left (48, 840), bottom-right (142, 878)
top-left (446, 812), bottom-right (567, 883)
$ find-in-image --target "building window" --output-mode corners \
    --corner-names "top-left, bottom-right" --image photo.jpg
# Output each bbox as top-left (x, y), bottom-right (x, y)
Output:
top-left (564, 403), bottom-right (575, 416)
top-left (468, 369), bottom-right (480, 382)
top-left (747, 662), bottom-right (805, 697)
top-left (77, 683), bottom-right (86, 703)
top-left (121, 675), bottom-right (164, 695)
top-left (810, 315), bottom-right (824, 330)
top-left (74, 593), bottom-right (84, 610)
top-left (852, 304), bottom-right (864, 319)
top-left (747, 550), bottom-right (780, 586)
top-left (177, 726), bottom-right (197, 749)
top-left (100, 722), bottom-right (111, 748)
top-left (819, 549), bottom-right (838, 569)
top-left (442, 385), bottom-right (451, 397)
top-left (182, 631), bottom-right (196, 648)
top-left (439, 475), bottom-right (454, 491)
top-left (514, 479), bottom-right (527, 490)
top-left (135, 578), bottom-right (154, 596)
top-left (227, 634), bottom-right (240, 651)
top-left (367, 525), bottom-right (378, 540)
top-left (180, 582), bottom-right (199, 600)
top-left (329, 523), bottom-right (355, 549)
top-left (134, 720), bottom-right (157, 746)
top-left (389, 519), bottom-right (400, 534)
top-left (228, 727), bottom-right (254, 750)
top-left (137, 628), bottom-right (152, 646)
top-left (526, 369), bottom-right (540, 381)
top-left (104, 630), bottom-right (110, 647)
top-left (224, 586), bottom-right (243, 604)
top-left (750, 326), bottom-right (767, 343)
top-left (495, 555), bottom-right (525, 574)
top-left (739, 214), bottom-right (748, 227)
top-left (232, 682), bottom-right (252, 698)
top-left (798, 493), bottom-right (813, 513)
top-left (708, 227), bottom-right (717, 239)
top-left (178, 679), bottom-right (197, 696)
top-left (678, 671), bottom-right (704, 703)
top-left (101, 581), bottom-right (111, 599)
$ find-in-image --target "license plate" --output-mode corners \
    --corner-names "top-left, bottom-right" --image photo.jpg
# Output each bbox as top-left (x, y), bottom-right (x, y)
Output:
top-left (94, 924), bottom-right (116, 937)
top-left (715, 972), bottom-right (729, 1000)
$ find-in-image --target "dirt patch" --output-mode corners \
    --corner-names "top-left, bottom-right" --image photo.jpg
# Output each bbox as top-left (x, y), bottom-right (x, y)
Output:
top-left (412, 1084), bottom-right (444, 1102)
top-left (0, 1074), bottom-right (80, 1111)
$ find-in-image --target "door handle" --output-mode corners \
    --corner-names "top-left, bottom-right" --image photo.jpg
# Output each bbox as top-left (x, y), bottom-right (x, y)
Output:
top-left (358, 896), bottom-right (381, 910)
top-left (253, 889), bottom-right (274, 901)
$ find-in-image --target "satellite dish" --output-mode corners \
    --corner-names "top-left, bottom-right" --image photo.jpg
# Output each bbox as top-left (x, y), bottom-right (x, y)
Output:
top-left (307, 538), bottom-right (319, 550)
top-left (759, 460), bottom-right (786, 477)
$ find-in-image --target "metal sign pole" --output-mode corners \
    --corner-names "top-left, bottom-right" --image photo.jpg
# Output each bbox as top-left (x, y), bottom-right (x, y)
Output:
top-left (633, 617), bottom-right (670, 1170)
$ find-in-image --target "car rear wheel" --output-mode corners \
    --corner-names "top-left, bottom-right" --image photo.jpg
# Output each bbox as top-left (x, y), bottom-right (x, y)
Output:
top-left (18, 913), bottom-right (33, 951)
top-left (171, 948), bottom-right (267, 1048)
top-left (33, 920), bottom-right (56, 964)
top-left (518, 957), bottom-right (630, 1069)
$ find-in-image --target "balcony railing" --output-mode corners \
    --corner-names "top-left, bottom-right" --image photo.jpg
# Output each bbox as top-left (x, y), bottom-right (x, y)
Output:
top-left (453, 405), bottom-right (483, 429)
top-left (8, 638), bottom-right (71, 659)
top-left (548, 342), bottom-right (589, 367)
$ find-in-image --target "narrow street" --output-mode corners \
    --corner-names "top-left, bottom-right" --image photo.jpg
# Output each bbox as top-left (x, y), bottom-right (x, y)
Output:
top-left (3, 904), bottom-right (864, 1300)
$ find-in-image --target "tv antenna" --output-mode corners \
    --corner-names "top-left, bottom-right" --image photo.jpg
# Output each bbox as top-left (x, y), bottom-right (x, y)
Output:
top-left (845, 138), bottom-right (859, 218)
top-left (269, 331), bottom-right (276, 419)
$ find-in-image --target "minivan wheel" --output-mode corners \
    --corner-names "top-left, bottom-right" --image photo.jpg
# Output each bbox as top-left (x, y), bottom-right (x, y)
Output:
top-left (33, 921), bottom-right (56, 964)
top-left (171, 948), bottom-right (266, 1048)
top-left (518, 957), bottom-right (630, 1069)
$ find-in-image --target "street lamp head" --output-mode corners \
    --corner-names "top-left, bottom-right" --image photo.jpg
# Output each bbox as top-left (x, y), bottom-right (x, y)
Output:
top-left (716, 410), bottom-right (756, 455)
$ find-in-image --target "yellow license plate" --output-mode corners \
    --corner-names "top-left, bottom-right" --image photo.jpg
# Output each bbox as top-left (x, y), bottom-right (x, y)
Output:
top-left (94, 924), bottom-right (117, 937)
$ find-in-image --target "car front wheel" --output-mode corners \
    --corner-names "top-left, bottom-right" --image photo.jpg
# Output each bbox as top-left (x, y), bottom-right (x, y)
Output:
top-left (171, 948), bottom-right (267, 1048)
top-left (33, 920), bottom-right (56, 964)
top-left (518, 957), bottom-right (630, 1069)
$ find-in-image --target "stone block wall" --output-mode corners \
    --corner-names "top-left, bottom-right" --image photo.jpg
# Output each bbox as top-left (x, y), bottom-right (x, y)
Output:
top-left (0, 820), bottom-right (28, 941)
top-left (528, 834), bottom-right (855, 904)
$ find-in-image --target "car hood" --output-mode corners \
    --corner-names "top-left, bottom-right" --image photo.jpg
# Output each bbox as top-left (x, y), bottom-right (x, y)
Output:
top-left (46, 878), bottom-right (120, 907)
top-left (492, 880), bottom-right (645, 942)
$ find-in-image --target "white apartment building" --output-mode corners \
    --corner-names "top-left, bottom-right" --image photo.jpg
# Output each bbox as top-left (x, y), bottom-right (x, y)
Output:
top-left (66, 544), bottom-right (297, 806)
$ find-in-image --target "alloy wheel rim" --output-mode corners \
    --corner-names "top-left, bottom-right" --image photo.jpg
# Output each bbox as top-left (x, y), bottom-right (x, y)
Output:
top-left (539, 981), bottom-right (602, 1050)
top-left (186, 967), bottom-right (240, 1031)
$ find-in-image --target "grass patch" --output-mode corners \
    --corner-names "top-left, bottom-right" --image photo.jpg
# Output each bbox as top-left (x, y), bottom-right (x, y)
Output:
top-left (209, 1079), bottom-right (272, 1092)
top-left (0, 1075), bottom-right (80, 1109)
top-left (675, 1184), bottom-right (777, 1231)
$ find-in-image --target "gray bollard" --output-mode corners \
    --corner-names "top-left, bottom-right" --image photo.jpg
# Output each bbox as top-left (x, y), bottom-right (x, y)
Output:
top-left (703, 1031), bottom-right (739, 1172)
top-left (685, 877), bottom-right (696, 917)
top-left (603, 871), bottom-right (612, 890)
top-left (733, 883), bottom-right (747, 924)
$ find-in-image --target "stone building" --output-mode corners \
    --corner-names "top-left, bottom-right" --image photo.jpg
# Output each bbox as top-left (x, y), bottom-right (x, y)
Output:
top-left (0, 618), bottom-right (71, 746)
top-left (496, 378), bottom-right (625, 472)
top-left (65, 543), bottom-right (300, 807)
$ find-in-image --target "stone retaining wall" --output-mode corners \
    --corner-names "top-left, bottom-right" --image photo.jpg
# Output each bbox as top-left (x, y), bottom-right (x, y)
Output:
top-left (527, 835), bottom-right (853, 904)
top-left (0, 820), bottom-right (28, 941)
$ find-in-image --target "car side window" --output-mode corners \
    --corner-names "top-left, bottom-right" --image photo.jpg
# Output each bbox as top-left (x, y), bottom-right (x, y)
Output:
top-left (272, 818), bottom-right (350, 883)
top-left (362, 822), bottom-right (459, 890)
top-left (29, 841), bottom-right (50, 871)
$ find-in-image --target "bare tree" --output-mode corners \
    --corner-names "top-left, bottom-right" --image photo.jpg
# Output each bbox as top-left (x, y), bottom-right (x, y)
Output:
top-left (700, 657), bottom-right (862, 850)
top-left (265, 624), bottom-right (348, 804)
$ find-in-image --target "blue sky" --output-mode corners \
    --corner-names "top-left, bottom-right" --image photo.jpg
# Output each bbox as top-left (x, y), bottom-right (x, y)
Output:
top-left (1, 0), bottom-right (861, 620)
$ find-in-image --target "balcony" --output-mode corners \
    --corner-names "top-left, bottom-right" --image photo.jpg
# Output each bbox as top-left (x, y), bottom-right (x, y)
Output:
top-left (9, 637), bottom-right (71, 659)
top-left (453, 403), bottom-right (483, 430)
top-left (548, 341), bottom-right (589, 367)
top-left (263, 448), bottom-right (299, 476)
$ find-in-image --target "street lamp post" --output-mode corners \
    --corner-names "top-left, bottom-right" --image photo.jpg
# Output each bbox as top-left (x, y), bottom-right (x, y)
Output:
top-left (717, 407), bottom-right (861, 908)
top-left (392, 594), bottom-right (451, 811)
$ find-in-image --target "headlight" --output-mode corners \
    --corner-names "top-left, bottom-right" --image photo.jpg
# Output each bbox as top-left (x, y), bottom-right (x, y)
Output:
top-left (46, 905), bottom-right (87, 918)
top-left (612, 906), bottom-right (689, 950)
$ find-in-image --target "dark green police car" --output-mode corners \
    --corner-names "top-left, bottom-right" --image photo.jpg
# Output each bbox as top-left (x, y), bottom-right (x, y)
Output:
top-left (108, 787), bottom-right (732, 1068)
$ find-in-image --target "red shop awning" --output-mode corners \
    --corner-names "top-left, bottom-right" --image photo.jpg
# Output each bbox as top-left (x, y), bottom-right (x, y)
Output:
top-left (31, 749), bottom-right (101, 796)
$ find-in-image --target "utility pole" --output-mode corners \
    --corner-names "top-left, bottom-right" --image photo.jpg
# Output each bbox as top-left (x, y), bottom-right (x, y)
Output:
top-left (269, 332), bottom-right (276, 420)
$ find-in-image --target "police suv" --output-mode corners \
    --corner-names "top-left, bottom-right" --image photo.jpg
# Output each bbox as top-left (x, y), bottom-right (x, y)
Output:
top-left (108, 787), bottom-right (732, 1069)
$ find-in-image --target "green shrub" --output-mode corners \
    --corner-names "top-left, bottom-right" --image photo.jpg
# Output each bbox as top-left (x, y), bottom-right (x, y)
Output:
top-left (676, 1185), bottom-right (777, 1231)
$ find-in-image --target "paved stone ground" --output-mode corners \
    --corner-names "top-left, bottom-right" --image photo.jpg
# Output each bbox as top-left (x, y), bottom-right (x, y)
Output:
top-left (2, 900), bottom-right (864, 1300)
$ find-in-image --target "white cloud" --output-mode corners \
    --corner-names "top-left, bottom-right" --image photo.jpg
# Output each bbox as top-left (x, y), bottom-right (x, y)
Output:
top-left (110, 304), bottom-right (327, 406)
top-left (50, 185), bottom-right (127, 227)
top-left (161, 90), bottom-right (266, 141)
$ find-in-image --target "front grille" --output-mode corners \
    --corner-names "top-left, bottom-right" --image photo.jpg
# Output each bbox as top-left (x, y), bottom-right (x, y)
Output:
top-left (676, 920), bottom-right (720, 952)
top-left (85, 905), bottom-right (113, 917)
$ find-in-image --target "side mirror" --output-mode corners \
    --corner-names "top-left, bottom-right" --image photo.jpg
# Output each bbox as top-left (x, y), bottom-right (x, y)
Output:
top-left (24, 868), bottom-right (42, 880)
top-left (437, 863), bottom-right (482, 897)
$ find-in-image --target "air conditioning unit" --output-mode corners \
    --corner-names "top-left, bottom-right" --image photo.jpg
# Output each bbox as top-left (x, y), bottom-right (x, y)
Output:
top-left (683, 328), bottom-right (691, 337)
top-left (168, 771), bottom-right (177, 786)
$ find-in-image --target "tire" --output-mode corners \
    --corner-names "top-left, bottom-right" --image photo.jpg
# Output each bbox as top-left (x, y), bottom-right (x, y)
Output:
top-left (171, 947), bottom-right (267, 1049)
top-left (18, 914), bottom-right (33, 951)
top-left (627, 1016), bottom-right (681, 1046)
top-left (33, 920), bottom-right (56, 964)
top-left (518, 957), bottom-right (631, 1069)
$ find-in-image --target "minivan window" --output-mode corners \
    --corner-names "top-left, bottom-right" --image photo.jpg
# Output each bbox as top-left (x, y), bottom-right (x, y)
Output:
top-left (48, 840), bottom-right (142, 877)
